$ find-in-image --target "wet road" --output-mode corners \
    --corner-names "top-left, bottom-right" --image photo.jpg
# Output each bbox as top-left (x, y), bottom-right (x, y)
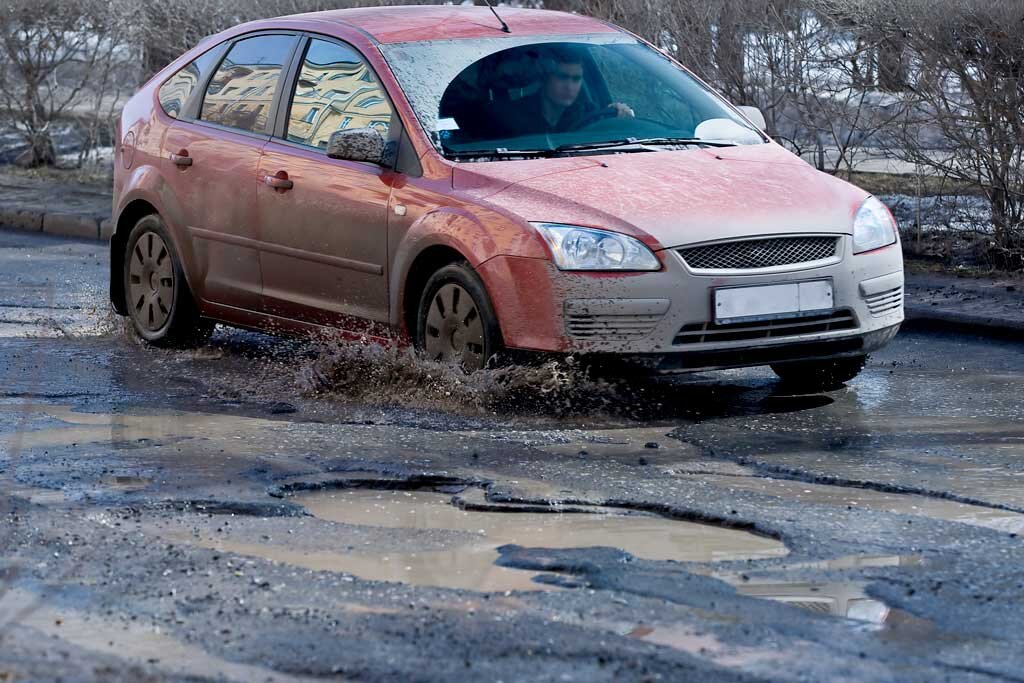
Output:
top-left (2, 230), bottom-right (1024, 682)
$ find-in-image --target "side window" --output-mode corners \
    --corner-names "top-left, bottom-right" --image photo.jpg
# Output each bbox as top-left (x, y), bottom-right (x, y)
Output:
top-left (285, 38), bottom-right (394, 150)
top-left (200, 34), bottom-right (295, 133)
top-left (158, 48), bottom-right (220, 119)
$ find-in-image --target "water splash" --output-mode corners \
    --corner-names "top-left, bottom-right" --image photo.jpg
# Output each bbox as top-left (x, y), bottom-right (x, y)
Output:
top-left (297, 335), bottom-right (623, 416)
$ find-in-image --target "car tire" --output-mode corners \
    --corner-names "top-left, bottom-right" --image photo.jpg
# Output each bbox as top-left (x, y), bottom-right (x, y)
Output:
top-left (416, 262), bottom-right (503, 371)
top-left (770, 355), bottom-right (867, 391)
top-left (122, 214), bottom-right (213, 347)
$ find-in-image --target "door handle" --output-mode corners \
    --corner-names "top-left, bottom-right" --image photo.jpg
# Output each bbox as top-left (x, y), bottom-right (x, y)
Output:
top-left (264, 171), bottom-right (293, 191)
top-left (169, 149), bottom-right (192, 167)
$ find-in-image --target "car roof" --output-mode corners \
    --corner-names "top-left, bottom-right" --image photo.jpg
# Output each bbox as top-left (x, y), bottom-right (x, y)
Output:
top-left (284, 6), bottom-right (619, 45)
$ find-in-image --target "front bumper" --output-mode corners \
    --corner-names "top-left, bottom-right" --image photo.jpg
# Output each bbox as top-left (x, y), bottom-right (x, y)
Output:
top-left (477, 234), bottom-right (904, 369)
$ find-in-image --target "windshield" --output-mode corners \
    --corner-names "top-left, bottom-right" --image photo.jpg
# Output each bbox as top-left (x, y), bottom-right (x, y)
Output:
top-left (380, 34), bottom-right (763, 160)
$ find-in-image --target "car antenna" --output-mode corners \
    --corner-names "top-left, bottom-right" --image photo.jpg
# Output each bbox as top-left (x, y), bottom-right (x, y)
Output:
top-left (481, 0), bottom-right (511, 33)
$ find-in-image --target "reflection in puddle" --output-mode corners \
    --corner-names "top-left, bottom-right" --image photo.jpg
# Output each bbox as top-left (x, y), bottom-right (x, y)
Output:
top-left (169, 489), bottom-right (787, 593)
top-left (715, 555), bottom-right (927, 632)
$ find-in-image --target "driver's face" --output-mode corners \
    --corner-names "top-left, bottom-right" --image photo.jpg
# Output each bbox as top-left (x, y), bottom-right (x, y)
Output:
top-left (544, 62), bottom-right (583, 108)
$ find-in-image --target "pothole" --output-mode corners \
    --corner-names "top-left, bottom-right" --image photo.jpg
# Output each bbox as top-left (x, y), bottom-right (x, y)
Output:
top-left (158, 486), bottom-right (788, 593)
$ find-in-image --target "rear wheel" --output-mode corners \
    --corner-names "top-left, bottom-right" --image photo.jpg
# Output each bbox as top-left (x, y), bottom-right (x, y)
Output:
top-left (123, 215), bottom-right (213, 347)
top-left (416, 262), bottom-right (503, 371)
top-left (770, 355), bottom-right (867, 391)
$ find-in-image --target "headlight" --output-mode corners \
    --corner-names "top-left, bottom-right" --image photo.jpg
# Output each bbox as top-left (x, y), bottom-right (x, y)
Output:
top-left (531, 223), bottom-right (660, 271)
top-left (853, 197), bottom-right (897, 254)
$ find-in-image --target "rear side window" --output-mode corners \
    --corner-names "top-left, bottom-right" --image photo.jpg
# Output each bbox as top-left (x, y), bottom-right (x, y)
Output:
top-left (201, 34), bottom-right (295, 134)
top-left (158, 49), bottom-right (220, 118)
top-left (285, 38), bottom-right (394, 149)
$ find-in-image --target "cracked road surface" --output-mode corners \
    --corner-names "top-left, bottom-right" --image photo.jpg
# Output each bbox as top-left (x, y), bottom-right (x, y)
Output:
top-left (2, 230), bottom-right (1024, 682)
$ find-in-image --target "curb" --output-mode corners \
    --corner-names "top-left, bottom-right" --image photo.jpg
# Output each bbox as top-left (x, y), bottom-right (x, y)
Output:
top-left (0, 208), bottom-right (112, 241)
top-left (903, 305), bottom-right (1024, 339)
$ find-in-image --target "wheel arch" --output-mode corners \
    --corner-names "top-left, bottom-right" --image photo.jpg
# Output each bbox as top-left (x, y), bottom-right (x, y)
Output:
top-left (110, 198), bottom-right (160, 314)
top-left (400, 244), bottom-right (469, 342)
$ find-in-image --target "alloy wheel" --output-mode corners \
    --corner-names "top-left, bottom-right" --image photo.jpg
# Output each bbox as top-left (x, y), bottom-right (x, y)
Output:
top-left (128, 231), bottom-right (174, 332)
top-left (424, 283), bottom-right (485, 369)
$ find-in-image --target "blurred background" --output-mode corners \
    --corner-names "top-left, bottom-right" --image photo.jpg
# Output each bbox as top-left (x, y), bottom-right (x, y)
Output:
top-left (0, 0), bottom-right (1020, 270)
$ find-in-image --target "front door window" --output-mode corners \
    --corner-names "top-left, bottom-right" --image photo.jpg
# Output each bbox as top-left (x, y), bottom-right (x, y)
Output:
top-left (285, 38), bottom-right (394, 149)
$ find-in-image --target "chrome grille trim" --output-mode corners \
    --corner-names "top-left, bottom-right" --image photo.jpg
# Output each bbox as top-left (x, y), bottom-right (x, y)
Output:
top-left (673, 309), bottom-right (857, 345)
top-left (679, 236), bottom-right (841, 272)
top-left (864, 286), bottom-right (903, 317)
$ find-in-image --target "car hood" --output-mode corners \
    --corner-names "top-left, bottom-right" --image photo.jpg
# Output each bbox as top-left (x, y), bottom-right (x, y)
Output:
top-left (452, 143), bottom-right (869, 250)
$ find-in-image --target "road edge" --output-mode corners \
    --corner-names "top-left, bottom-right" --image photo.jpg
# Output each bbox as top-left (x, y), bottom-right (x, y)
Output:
top-left (0, 207), bottom-right (113, 241)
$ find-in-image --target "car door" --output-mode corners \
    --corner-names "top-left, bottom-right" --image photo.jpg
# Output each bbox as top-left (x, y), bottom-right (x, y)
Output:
top-left (161, 32), bottom-right (298, 311)
top-left (255, 36), bottom-right (395, 333)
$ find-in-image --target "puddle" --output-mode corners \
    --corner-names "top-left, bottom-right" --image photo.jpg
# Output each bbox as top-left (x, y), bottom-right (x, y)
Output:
top-left (0, 588), bottom-right (316, 682)
top-left (684, 473), bottom-right (1024, 533)
top-left (166, 489), bottom-right (787, 593)
top-left (622, 622), bottom-right (788, 666)
top-left (0, 404), bottom-right (284, 452)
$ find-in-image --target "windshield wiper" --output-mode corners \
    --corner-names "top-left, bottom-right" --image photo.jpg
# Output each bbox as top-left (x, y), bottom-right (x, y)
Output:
top-left (555, 137), bottom-right (739, 153)
top-left (444, 148), bottom-right (554, 160)
top-left (444, 137), bottom-right (741, 161)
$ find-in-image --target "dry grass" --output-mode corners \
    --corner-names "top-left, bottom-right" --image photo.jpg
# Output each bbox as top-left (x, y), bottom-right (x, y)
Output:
top-left (837, 171), bottom-right (986, 198)
top-left (2, 164), bottom-right (112, 188)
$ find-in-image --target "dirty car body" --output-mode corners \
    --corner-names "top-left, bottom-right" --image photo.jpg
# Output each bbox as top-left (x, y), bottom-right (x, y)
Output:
top-left (110, 6), bottom-right (903, 379)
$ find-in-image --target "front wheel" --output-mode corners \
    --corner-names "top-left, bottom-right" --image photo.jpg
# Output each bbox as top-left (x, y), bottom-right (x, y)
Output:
top-left (123, 215), bottom-right (213, 347)
top-left (415, 262), bottom-right (503, 372)
top-left (770, 355), bottom-right (867, 391)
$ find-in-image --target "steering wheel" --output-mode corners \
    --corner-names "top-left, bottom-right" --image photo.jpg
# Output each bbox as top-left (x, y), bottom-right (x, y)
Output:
top-left (575, 107), bottom-right (619, 130)
top-left (575, 109), bottom-right (672, 135)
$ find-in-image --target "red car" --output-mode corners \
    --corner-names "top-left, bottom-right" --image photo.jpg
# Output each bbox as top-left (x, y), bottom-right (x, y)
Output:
top-left (111, 6), bottom-right (903, 386)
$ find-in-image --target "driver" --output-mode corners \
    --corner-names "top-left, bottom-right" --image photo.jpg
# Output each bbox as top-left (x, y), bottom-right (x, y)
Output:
top-left (494, 46), bottom-right (634, 137)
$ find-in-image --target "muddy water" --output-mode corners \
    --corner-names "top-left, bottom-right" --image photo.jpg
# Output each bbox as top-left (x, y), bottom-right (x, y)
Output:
top-left (298, 337), bottom-right (628, 415)
top-left (171, 489), bottom-right (787, 593)
top-left (622, 622), bottom-right (789, 666)
top-left (0, 404), bottom-right (284, 452)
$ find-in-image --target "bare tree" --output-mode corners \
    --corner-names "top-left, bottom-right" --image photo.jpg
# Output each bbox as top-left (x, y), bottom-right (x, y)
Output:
top-left (846, 0), bottom-right (1024, 266)
top-left (0, 0), bottom-right (137, 167)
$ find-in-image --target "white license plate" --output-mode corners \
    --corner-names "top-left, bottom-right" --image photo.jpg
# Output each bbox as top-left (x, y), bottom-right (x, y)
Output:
top-left (714, 280), bottom-right (834, 324)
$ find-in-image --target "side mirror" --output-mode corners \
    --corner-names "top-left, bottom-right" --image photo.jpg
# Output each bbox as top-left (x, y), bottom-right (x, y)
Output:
top-left (326, 128), bottom-right (387, 165)
top-left (736, 105), bottom-right (767, 131)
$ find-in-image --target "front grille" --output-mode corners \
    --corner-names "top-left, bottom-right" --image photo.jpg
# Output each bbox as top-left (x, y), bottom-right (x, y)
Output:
top-left (864, 286), bottom-right (903, 317)
top-left (674, 309), bottom-right (857, 345)
top-left (566, 313), bottom-right (662, 339)
top-left (679, 236), bottom-right (840, 271)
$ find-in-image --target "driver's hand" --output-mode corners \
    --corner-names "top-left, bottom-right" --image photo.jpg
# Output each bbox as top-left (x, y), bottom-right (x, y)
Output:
top-left (607, 102), bottom-right (635, 118)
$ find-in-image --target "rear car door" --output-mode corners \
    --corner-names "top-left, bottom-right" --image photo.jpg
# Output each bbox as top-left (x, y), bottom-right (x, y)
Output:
top-left (161, 32), bottom-right (298, 311)
top-left (255, 36), bottom-right (396, 333)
